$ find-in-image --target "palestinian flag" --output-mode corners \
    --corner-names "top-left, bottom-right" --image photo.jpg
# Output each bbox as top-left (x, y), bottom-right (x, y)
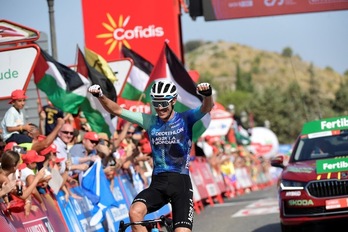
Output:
top-left (144, 42), bottom-right (211, 141)
top-left (33, 49), bottom-right (90, 114)
top-left (120, 45), bottom-right (153, 101)
top-left (76, 47), bottom-right (117, 137)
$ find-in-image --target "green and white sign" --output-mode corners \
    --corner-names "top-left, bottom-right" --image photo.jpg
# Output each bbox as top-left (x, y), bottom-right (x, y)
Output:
top-left (302, 116), bottom-right (348, 136)
top-left (0, 45), bottom-right (40, 99)
top-left (316, 157), bottom-right (348, 174)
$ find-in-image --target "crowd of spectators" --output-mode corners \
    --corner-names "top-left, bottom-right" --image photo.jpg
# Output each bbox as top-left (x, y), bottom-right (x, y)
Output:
top-left (196, 135), bottom-right (273, 195)
top-left (0, 89), bottom-right (274, 227)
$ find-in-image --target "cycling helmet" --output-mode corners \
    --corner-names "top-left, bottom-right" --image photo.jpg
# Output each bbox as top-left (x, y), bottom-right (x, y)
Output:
top-left (150, 80), bottom-right (178, 99)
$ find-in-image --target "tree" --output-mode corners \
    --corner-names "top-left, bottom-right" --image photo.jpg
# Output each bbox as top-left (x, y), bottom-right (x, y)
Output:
top-left (184, 40), bottom-right (205, 53)
top-left (282, 47), bottom-right (293, 57)
top-left (303, 63), bottom-right (322, 120)
top-left (235, 64), bottom-right (253, 92)
top-left (332, 79), bottom-right (348, 115)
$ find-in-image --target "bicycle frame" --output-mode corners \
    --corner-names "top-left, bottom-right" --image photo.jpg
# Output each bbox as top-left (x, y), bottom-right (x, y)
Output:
top-left (118, 215), bottom-right (173, 232)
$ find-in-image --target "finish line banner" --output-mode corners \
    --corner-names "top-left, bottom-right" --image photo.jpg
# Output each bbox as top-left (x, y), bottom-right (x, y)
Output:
top-left (203, 0), bottom-right (348, 21)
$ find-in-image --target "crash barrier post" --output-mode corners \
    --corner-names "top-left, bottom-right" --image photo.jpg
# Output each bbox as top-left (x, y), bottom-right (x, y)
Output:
top-left (222, 175), bottom-right (237, 198)
top-left (234, 167), bottom-right (253, 195)
top-left (190, 173), bottom-right (204, 214)
top-left (209, 166), bottom-right (234, 199)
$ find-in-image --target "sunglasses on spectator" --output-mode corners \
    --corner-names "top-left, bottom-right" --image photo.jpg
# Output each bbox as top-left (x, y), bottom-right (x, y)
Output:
top-left (151, 99), bottom-right (173, 109)
top-left (61, 131), bottom-right (74, 135)
top-left (127, 131), bottom-right (134, 135)
top-left (99, 139), bottom-right (111, 146)
top-left (89, 140), bottom-right (99, 145)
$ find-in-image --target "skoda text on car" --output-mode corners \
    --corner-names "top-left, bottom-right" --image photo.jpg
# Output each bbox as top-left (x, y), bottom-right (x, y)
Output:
top-left (271, 116), bottom-right (348, 232)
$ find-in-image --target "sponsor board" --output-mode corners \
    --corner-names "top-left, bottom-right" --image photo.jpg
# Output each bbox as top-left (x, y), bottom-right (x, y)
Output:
top-left (82, 0), bottom-right (182, 65)
top-left (0, 44), bottom-right (40, 99)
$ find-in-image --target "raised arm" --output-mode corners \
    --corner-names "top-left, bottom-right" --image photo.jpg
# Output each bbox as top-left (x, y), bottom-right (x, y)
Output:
top-left (197, 83), bottom-right (214, 114)
top-left (88, 85), bottom-right (123, 116)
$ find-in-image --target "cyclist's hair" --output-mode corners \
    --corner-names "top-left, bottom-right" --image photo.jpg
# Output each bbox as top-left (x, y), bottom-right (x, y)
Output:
top-left (150, 81), bottom-right (177, 99)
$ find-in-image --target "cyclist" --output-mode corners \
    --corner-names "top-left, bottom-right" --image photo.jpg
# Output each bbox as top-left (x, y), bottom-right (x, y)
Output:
top-left (88, 80), bottom-right (214, 232)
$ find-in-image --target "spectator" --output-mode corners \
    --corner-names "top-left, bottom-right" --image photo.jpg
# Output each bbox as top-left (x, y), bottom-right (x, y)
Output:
top-left (67, 129), bottom-right (81, 150)
top-left (134, 129), bottom-right (152, 184)
top-left (52, 123), bottom-right (88, 189)
top-left (98, 132), bottom-right (113, 154)
top-left (54, 123), bottom-right (75, 174)
top-left (1, 89), bottom-right (32, 144)
top-left (0, 152), bottom-right (17, 232)
top-left (19, 118), bottom-right (65, 154)
top-left (38, 100), bottom-right (65, 136)
top-left (97, 132), bottom-right (120, 169)
top-left (120, 124), bottom-right (138, 170)
top-left (95, 142), bottom-right (118, 192)
top-left (20, 150), bottom-right (50, 211)
top-left (0, 150), bottom-right (46, 217)
top-left (40, 142), bottom-right (82, 202)
top-left (112, 120), bottom-right (131, 149)
top-left (69, 131), bottom-right (99, 183)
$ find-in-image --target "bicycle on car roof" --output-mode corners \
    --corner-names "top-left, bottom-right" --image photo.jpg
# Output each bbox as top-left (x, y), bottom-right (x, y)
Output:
top-left (118, 215), bottom-right (173, 232)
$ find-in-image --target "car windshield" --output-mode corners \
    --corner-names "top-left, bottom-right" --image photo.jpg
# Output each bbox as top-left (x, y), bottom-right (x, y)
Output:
top-left (292, 130), bottom-right (348, 162)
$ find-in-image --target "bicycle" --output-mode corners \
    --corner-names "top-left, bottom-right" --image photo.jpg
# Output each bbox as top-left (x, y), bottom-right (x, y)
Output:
top-left (118, 215), bottom-right (174, 232)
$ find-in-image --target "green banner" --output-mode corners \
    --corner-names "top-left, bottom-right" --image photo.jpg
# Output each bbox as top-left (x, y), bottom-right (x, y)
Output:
top-left (302, 116), bottom-right (348, 135)
top-left (316, 157), bottom-right (348, 174)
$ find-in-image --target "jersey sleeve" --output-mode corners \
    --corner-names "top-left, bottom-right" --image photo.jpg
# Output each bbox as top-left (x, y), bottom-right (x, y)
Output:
top-left (185, 105), bottom-right (207, 128)
top-left (120, 108), bottom-right (154, 130)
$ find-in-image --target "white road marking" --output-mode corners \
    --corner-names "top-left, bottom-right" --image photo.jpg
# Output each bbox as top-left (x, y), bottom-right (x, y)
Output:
top-left (231, 198), bottom-right (279, 217)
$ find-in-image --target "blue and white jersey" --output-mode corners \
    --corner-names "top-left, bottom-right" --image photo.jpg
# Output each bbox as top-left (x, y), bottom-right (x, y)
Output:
top-left (121, 106), bottom-right (206, 175)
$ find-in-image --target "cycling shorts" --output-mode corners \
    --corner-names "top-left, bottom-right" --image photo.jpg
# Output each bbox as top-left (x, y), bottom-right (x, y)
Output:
top-left (132, 172), bottom-right (194, 230)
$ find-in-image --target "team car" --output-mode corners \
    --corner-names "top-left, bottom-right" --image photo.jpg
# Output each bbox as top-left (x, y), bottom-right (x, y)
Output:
top-left (271, 116), bottom-right (348, 232)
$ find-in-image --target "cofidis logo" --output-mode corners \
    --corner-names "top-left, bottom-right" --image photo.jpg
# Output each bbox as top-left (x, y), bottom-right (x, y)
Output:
top-left (96, 14), bottom-right (164, 55)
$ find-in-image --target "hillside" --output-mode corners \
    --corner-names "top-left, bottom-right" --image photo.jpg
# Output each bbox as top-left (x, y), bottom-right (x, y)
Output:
top-left (184, 41), bottom-right (343, 100)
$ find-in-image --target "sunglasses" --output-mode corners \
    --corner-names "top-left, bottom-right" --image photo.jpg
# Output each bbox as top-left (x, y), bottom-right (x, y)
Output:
top-left (127, 131), bottom-right (134, 135)
top-left (99, 139), bottom-right (111, 146)
top-left (152, 99), bottom-right (173, 109)
top-left (89, 140), bottom-right (99, 145)
top-left (61, 131), bottom-right (74, 135)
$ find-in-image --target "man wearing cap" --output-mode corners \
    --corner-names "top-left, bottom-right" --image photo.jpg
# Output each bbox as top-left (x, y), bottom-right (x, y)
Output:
top-left (69, 131), bottom-right (99, 183)
top-left (1, 89), bottom-right (32, 144)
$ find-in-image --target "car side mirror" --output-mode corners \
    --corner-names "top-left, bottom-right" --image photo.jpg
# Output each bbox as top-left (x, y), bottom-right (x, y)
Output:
top-left (270, 155), bottom-right (285, 169)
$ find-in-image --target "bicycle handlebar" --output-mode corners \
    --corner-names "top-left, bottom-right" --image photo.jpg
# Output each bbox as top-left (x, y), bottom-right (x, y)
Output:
top-left (118, 215), bottom-right (173, 232)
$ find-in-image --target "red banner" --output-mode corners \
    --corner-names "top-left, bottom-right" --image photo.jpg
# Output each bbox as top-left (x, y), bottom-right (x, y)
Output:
top-left (203, 0), bottom-right (348, 21)
top-left (81, 0), bottom-right (182, 65)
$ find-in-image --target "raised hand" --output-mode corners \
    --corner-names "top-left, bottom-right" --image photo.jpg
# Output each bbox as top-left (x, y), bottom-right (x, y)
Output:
top-left (197, 83), bottom-right (212, 97)
top-left (88, 84), bottom-right (103, 98)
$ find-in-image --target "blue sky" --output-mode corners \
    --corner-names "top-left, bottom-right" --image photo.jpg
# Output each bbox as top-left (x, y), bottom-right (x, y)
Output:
top-left (1, 1), bottom-right (347, 74)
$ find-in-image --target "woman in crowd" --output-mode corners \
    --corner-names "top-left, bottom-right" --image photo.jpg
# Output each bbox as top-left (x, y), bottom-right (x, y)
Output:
top-left (0, 150), bottom-right (46, 216)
